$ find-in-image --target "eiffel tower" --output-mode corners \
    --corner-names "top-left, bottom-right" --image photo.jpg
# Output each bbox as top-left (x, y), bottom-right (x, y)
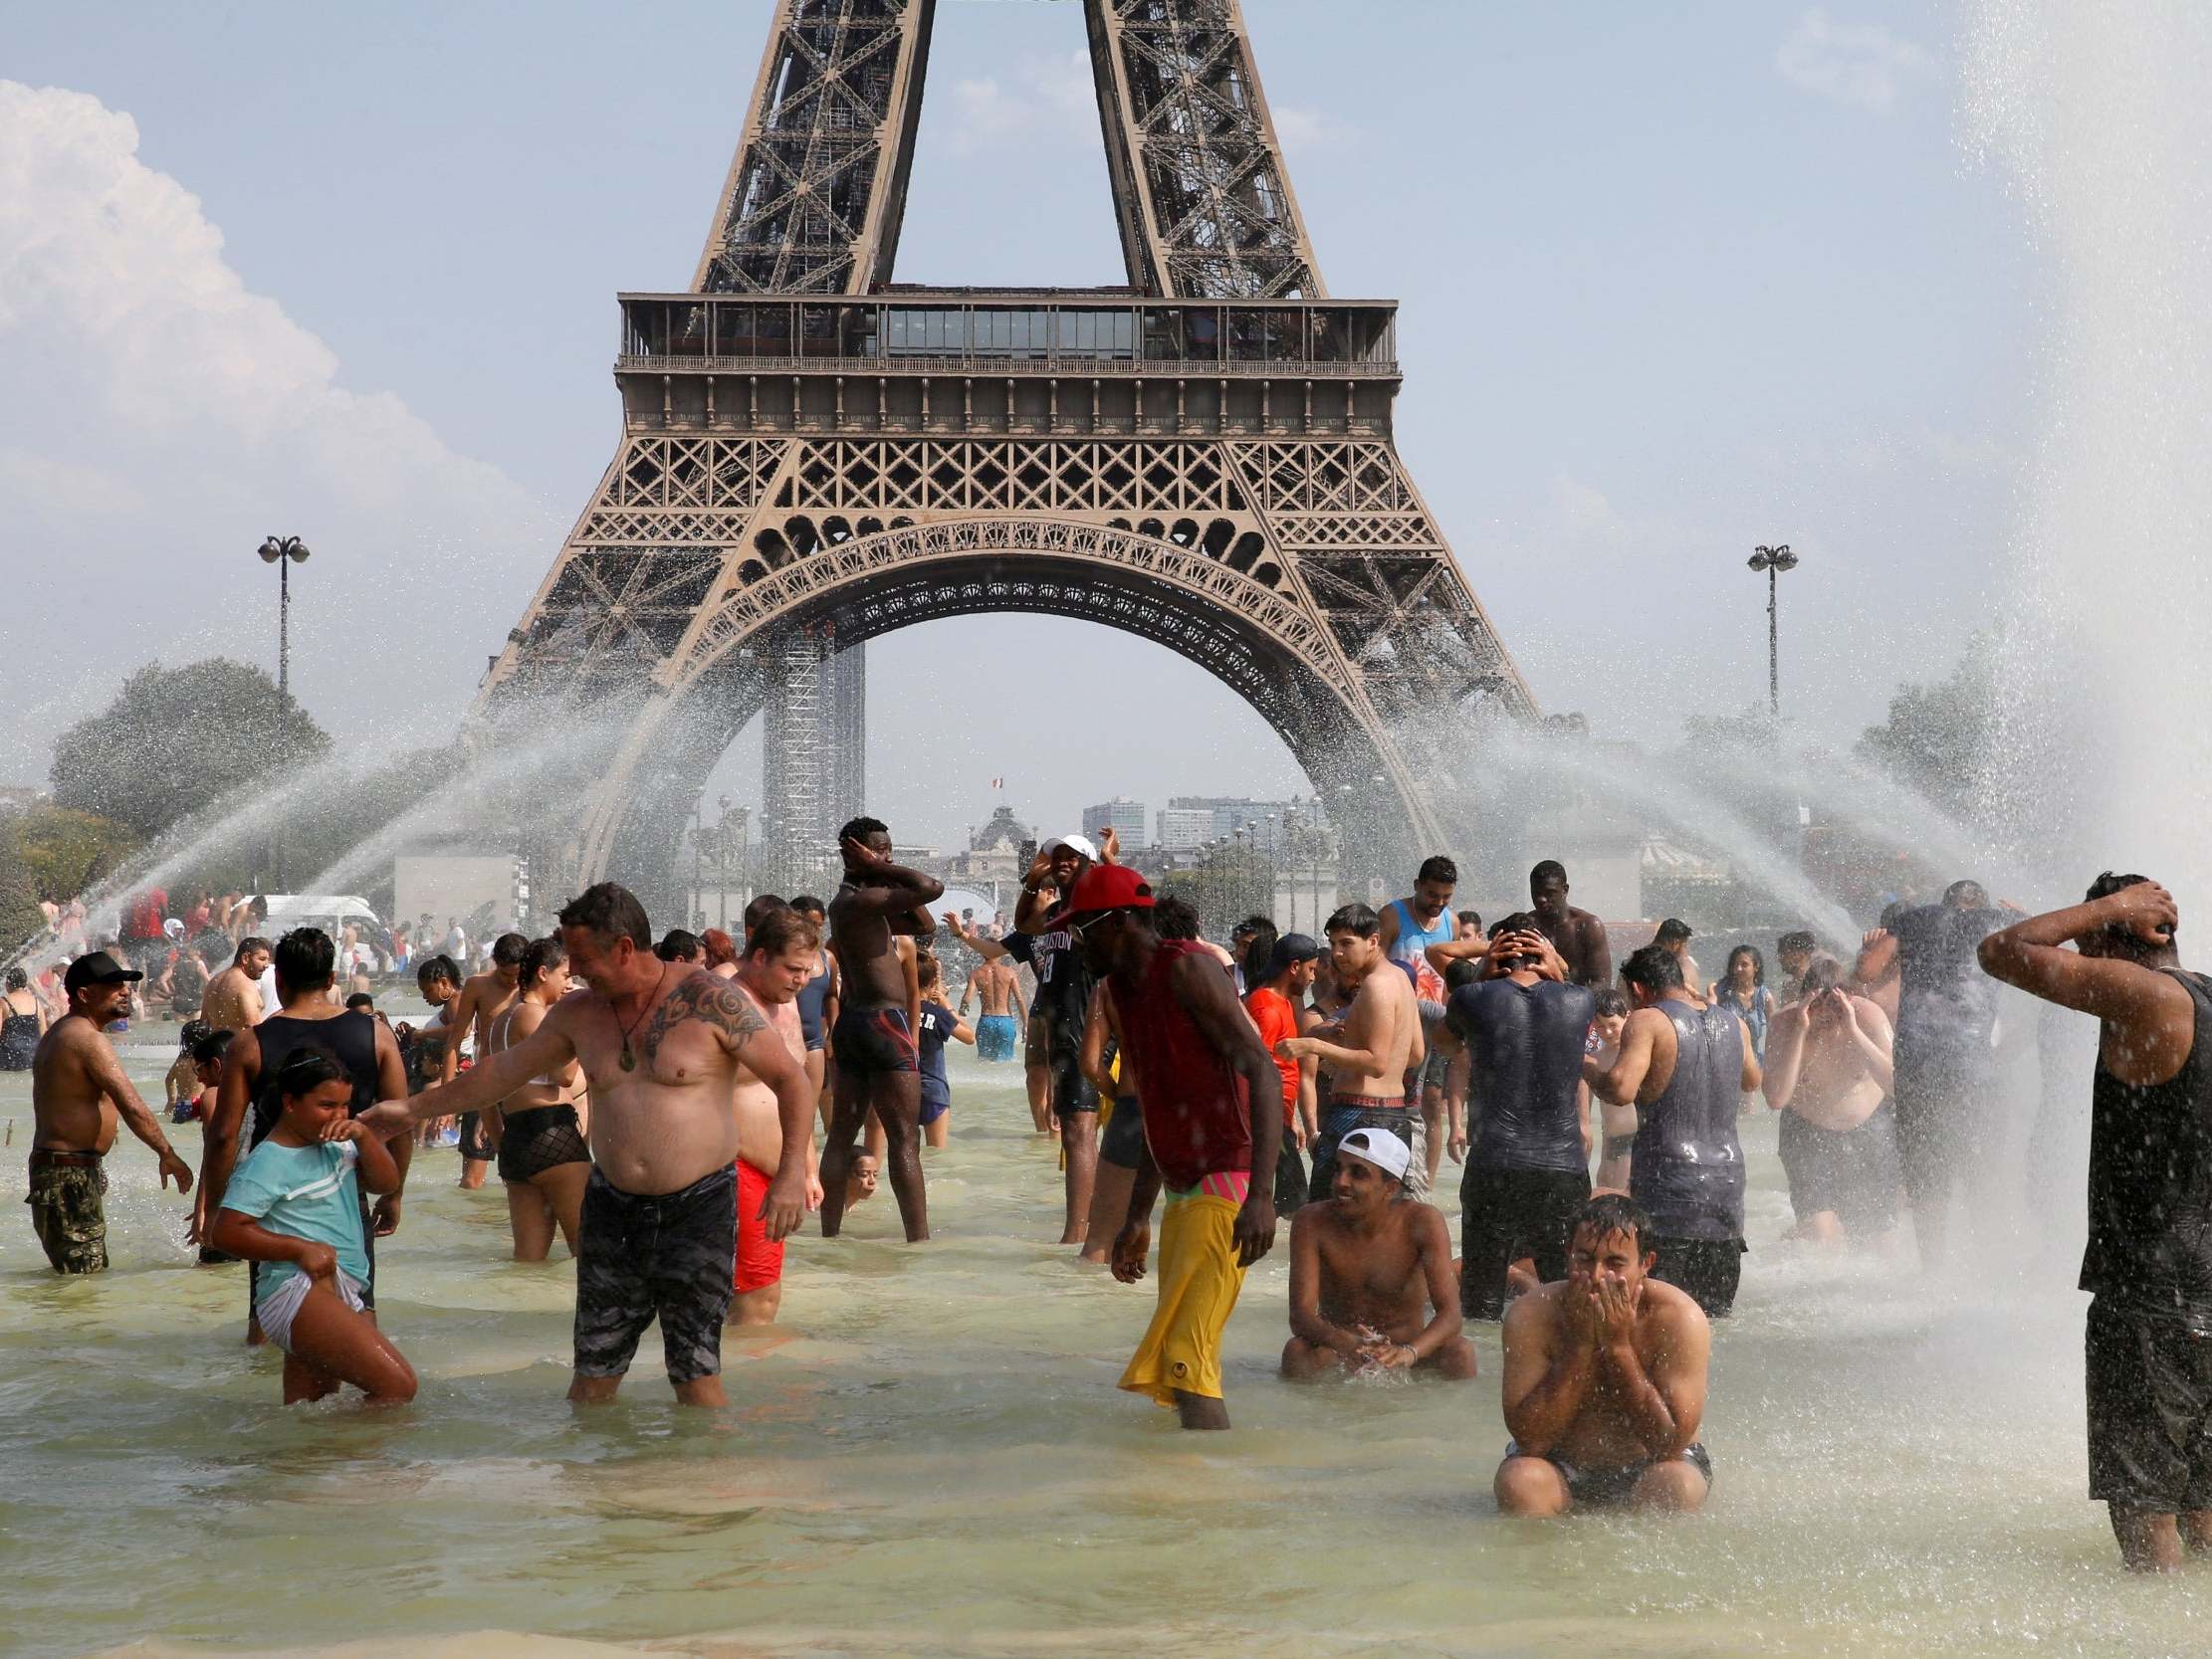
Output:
top-left (475, 0), bottom-right (1537, 915)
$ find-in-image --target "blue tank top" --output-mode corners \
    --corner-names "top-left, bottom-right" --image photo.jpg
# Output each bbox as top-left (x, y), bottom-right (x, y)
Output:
top-left (1631, 999), bottom-right (1748, 1240)
top-left (795, 960), bottom-right (832, 1046)
top-left (1387, 899), bottom-right (1455, 966)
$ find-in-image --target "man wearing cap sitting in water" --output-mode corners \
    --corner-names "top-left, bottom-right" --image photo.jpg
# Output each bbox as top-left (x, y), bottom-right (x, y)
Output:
top-left (1281, 1126), bottom-right (1474, 1380)
top-left (1494, 1192), bottom-right (1712, 1516)
top-left (1062, 861), bottom-right (1283, 1430)
top-left (28, 951), bottom-right (196, 1273)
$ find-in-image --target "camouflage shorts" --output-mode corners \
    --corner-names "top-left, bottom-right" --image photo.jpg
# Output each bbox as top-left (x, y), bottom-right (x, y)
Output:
top-left (573, 1162), bottom-right (736, 1385)
top-left (27, 1153), bottom-right (109, 1275)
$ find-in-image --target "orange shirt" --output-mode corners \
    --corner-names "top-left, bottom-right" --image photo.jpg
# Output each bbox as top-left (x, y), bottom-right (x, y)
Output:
top-left (1243, 986), bottom-right (1301, 1127)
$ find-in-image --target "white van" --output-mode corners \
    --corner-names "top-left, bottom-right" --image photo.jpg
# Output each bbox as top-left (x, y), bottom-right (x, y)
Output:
top-left (260, 895), bottom-right (383, 938)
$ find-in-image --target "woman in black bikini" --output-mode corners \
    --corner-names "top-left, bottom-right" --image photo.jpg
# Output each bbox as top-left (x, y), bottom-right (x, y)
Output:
top-left (485, 936), bottom-right (592, 1259)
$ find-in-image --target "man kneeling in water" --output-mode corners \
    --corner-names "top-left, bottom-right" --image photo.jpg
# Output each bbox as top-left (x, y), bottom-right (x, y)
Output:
top-left (1495, 1192), bottom-right (1712, 1516)
top-left (1282, 1127), bottom-right (1474, 1380)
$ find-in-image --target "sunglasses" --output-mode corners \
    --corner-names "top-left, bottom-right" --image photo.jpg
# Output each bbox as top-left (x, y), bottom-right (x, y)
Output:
top-left (1067, 909), bottom-right (1123, 940)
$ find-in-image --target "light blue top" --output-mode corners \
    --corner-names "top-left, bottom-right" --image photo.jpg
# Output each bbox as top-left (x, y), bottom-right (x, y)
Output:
top-left (222, 1138), bottom-right (368, 1301)
top-left (1387, 898), bottom-right (1455, 965)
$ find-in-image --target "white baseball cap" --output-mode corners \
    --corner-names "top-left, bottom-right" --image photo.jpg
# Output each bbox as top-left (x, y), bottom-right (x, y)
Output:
top-left (1337, 1126), bottom-right (1411, 1183)
top-left (1042, 833), bottom-right (1099, 862)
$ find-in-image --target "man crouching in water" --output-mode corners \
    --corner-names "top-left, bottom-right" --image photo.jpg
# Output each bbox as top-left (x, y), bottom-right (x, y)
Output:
top-left (1495, 1192), bottom-right (1713, 1516)
top-left (1282, 1127), bottom-right (1474, 1380)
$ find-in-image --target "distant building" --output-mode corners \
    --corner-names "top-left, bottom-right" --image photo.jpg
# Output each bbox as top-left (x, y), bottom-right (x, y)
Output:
top-left (1081, 797), bottom-right (1147, 849)
top-left (1166, 795), bottom-right (1327, 854)
top-left (1156, 807), bottom-right (1216, 853)
top-left (946, 803), bottom-right (1032, 893)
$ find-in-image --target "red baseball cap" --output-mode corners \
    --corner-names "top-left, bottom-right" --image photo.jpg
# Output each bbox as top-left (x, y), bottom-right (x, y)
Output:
top-left (1044, 863), bottom-right (1156, 930)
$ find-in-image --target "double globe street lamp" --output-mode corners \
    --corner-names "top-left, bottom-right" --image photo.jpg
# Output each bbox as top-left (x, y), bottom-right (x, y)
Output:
top-left (1747, 543), bottom-right (1799, 719)
top-left (256, 534), bottom-right (311, 889)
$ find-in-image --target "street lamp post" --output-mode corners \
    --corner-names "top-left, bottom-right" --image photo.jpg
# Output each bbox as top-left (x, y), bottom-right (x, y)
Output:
top-left (256, 534), bottom-right (310, 889)
top-left (1747, 543), bottom-right (1799, 719)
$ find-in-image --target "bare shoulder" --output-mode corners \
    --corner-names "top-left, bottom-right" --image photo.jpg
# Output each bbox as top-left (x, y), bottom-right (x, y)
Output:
top-left (1639, 1278), bottom-right (1710, 1348)
top-left (1404, 1199), bottom-right (1453, 1254)
top-left (1502, 1281), bottom-right (1563, 1343)
top-left (665, 968), bottom-right (770, 1041)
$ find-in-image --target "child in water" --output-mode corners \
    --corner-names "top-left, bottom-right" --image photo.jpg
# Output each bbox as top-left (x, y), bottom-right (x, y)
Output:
top-left (914, 954), bottom-right (976, 1148)
top-left (211, 1048), bottom-right (416, 1405)
top-left (165, 1021), bottom-right (212, 1123)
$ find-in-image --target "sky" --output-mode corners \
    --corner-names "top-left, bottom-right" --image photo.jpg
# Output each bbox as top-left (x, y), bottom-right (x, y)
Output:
top-left (0, 1), bottom-right (2039, 853)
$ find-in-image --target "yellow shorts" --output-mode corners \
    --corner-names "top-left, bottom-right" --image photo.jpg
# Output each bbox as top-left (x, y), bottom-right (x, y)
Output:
top-left (1119, 1191), bottom-right (1247, 1406)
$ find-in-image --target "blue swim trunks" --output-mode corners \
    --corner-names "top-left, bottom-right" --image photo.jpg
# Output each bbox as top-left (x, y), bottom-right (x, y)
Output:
top-left (976, 1013), bottom-right (1017, 1063)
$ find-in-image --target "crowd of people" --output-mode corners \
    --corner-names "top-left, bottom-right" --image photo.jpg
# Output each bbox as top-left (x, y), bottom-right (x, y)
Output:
top-left (15, 832), bottom-right (2212, 1568)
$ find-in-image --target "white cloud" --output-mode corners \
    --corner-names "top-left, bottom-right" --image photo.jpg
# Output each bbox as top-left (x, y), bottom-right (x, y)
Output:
top-left (0, 81), bottom-right (553, 778)
top-left (1270, 105), bottom-right (1358, 155)
top-left (944, 50), bottom-right (1096, 157)
top-left (1776, 8), bottom-right (1938, 112)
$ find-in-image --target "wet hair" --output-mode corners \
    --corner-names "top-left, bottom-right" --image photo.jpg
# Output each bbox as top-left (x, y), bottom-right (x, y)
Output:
top-left (1488, 911), bottom-right (1538, 938)
top-left (558, 883), bottom-right (654, 951)
top-left (1777, 930), bottom-right (1817, 958)
top-left (191, 1028), bottom-right (234, 1068)
top-left (1724, 944), bottom-right (1765, 986)
top-left (700, 928), bottom-right (738, 967)
top-left (1944, 879), bottom-right (1989, 909)
top-left (1572, 1191), bottom-right (1654, 1257)
top-left (272, 1045), bottom-right (350, 1106)
top-left (1800, 954), bottom-right (1847, 995)
top-left (234, 935), bottom-right (270, 964)
top-left (1456, 910), bottom-right (1483, 931)
top-left (1592, 986), bottom-right (1629, 1019)
top-left (1619, 943), bottom-right (1684, 993)
top-left (747, 908), bottom-right (821, 959)
top-left (788, 895), bottom-right (826, 918)
top-left (743, 894), bottom-right (788, 938)
top-left (837, 816), bottom-right (890, 849)
top-left (654, 929), bottom-right (701, 963)
top-left (416, 953), bottom-right (461, 990)
top-left (491, 933), bottom-right (529, 968)
top-left (1236, 917), bottom-right (1278, 989)
top-left (1443, 958), bottom-right (1483, 991)
top-left (344, 992), bottom-right (374, 1012)
top-left (177, 1017), bottom-right (211, 1051)
top-left (3, 966), bottom-right (23, 992)
top-left (917, 952), bottom-right (943, 989)
top-left (1877, 903), bottom-right (1908, 933)
top-left (1153, 896), bottom-right (1203, 942)
top-left (1325, 902), bottom-right (1381, 939)
top-left (1416, 855), bottom-right (1458, 887)
top-left (521, 934), bottom-right (567, 985)
top-left (272, 929), bottom-right (335, 995)
top-left (2084, 872), bottom-right (2169, 955)
top-left (1656, 919), bottom-right (1693, 946)
top-left (1529, 859), bottom-right (1568, 889)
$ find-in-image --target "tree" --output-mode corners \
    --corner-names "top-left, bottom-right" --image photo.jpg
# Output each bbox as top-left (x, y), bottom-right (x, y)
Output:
top-left (1856, 634), bottom-right (2000, 825)
top-left (0, 819), bottom-right (45, 956)
top-left (10, 805), bottom-right (141, 901)
top-left (49, 659), bottom-right (330, 840)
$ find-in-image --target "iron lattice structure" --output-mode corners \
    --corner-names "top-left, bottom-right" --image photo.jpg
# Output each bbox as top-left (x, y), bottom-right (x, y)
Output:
top-left (476, 0), bottom-right (1536, 914)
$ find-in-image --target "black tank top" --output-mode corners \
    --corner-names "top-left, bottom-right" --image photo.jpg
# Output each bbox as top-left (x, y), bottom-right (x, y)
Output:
top-left (250, 1010), bottom-right (381, 1148)
top-left (0, 1008), bottom-right (39, 1071)
top-left (1447, 977), bottom-right (1595, 1174)
top-left (2083, 969), bottom-right (2212, 1328)
top-left (1631, 998), bottom-right (1748, 1241)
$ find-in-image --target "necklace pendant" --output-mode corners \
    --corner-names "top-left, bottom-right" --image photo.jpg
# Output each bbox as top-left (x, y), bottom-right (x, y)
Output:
top-left (619, 1047), bottom-right (636, 1072)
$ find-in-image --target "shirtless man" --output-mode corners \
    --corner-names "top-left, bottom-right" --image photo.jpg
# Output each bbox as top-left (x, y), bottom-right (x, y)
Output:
top-left (1761, 955), bottom-right (1899, 1243)
top-left (1276, 903), bottom-right (1424, 1203)
top-left (26, 951), bottom-right (195, 1273)
top-left (360, 883), bottom-right (812, 1406)
top-left (1495, 1192), bottom-right (1713, 1515)
top-left (441, 933), bottom-right (528, 1189)
top-left (729, 907), bottom-right (828, 1326)
top-left (1529, 860), bottom-right (1613, 988)
top-left (1282, 1127), bottom-right (1474, 1380)
top-left (960, 949), bottom-right (1025, 1065)
top-left (202, 936), bottom-right (272, 1033)
top-left (820, 818), bottom-right (943, 1243)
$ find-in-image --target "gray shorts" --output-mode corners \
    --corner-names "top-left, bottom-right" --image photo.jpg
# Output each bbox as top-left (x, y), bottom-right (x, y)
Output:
top-left (573, 1163), bottom-right (737, 1385)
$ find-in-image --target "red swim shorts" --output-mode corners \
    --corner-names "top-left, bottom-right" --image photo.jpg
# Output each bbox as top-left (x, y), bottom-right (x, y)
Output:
top-left (734, 1158), bottom-right (786, 1294)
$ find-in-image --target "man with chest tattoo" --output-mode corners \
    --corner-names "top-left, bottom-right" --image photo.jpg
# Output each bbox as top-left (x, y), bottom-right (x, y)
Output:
top-left (361, 883), bottom-right (812, 1407)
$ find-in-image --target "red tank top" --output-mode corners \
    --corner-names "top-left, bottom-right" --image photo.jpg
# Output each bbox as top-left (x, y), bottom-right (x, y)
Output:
top-left (1117, 938), bottom-right (1251, 1191)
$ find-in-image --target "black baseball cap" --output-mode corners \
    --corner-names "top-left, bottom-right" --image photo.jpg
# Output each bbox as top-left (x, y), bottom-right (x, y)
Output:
top-left (65, 950), bottom-right (143, 994)
top-left (1262, 933), bottom-right (1322, 977)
